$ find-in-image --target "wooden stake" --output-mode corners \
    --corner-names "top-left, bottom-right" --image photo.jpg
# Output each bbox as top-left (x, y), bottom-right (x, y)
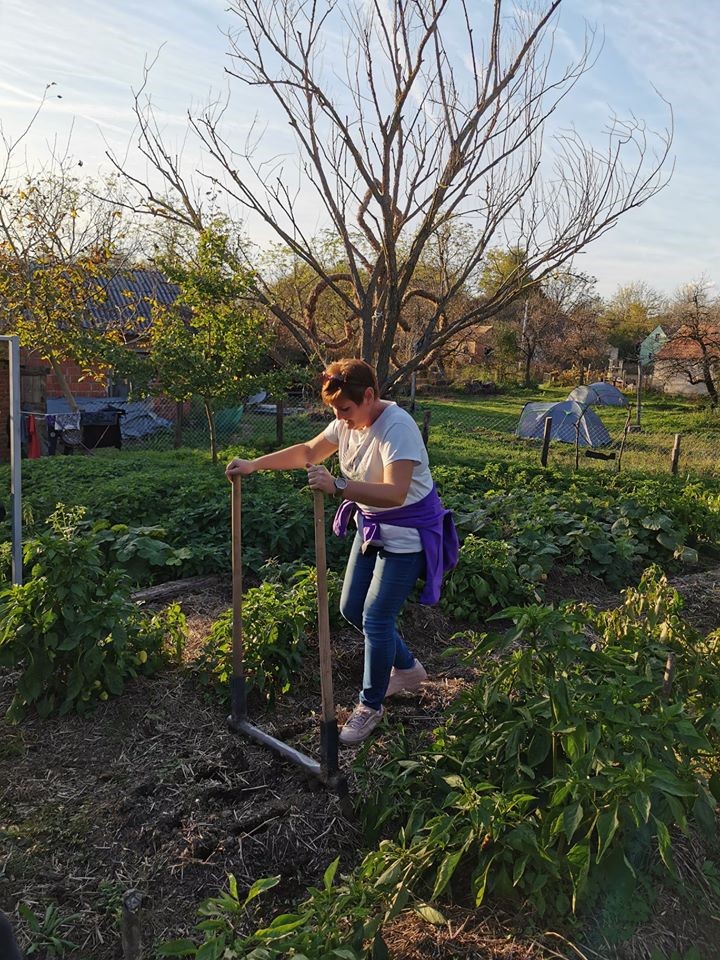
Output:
top-left (313, 491), bottom-right (335, 724)
top-left (121, 890), bottom-right (143, 960)
top-left (421, 409), bottom-right (431, 447)
top-left (275, 397), bottom-right (284, 445)
top-left (670, 434), bottom-right (681, 475)
top-left (540, 416), bottom-right (553, 467)
top-left (662, 651), bottom-right (676, 699)
top-left (231, 476), bottom-right (244, 680)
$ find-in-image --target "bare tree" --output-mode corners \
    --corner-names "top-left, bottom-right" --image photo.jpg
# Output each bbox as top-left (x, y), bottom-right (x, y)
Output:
top-left (657, 281), bottom-right (720, 407)
top-left (113, 0), bottom-right (672, 392)
top-left (541, 271), bottom-right (606, 379)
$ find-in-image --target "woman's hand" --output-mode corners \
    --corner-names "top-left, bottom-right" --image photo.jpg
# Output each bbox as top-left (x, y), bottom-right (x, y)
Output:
top-left (225, 457), bottom-right (255, 481)
top-left (306, 463), bottom-right (336, 495)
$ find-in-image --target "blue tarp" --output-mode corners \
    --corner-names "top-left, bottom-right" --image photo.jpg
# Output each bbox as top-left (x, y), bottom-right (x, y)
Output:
top-left (516, 400), bottom-right (612, 447)
top-left (46, 397), bottom-right (172, 440)
top-left (567, 382), bottom-right (628, 407)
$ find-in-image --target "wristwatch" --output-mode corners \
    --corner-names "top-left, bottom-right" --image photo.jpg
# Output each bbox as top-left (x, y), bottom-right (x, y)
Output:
top-left (333, 475), bottom-right (349, 497)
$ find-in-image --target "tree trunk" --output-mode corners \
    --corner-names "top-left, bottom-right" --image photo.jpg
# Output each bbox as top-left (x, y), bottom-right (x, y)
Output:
top-left (204, 398), bottom-right (217, 464)
top-left (703, 364), bottom-right (718, 408)
top-left (48, 355), bottom-right (79, 412)
top-left (523, 350), bottom-right (532, 388)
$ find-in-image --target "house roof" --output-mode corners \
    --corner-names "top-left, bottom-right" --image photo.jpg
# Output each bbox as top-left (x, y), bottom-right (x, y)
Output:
top-left (87, 269), bottom-right (181, 335)
top-left (654, 323), bottom-right (720, 362)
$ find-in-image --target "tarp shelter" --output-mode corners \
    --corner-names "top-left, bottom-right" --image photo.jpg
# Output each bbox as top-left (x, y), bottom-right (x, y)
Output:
top-left (567, 382), bottom-right (628, 407)
top-left (47, 397), bottom-right (172, 441)
top-left (516, 400), bottom-right (612, 447)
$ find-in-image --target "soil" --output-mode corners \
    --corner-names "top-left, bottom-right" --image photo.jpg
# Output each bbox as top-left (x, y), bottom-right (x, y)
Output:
top-left (2, 568), bottom-right (719, 960)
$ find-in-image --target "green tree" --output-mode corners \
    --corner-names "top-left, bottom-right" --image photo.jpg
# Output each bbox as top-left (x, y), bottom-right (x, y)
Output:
top-left (149, 226), bottom-right (272, 462)
top-left (0, 172), bottom-right (132, 408)
top-left (600, 282), bottom-right (666, 358)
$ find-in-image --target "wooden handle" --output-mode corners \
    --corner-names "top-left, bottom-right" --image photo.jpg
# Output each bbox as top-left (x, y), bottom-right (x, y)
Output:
top-left (231, 476), bottom-right (244, 677)
top-left (313, 490), bottom-right (335, 723)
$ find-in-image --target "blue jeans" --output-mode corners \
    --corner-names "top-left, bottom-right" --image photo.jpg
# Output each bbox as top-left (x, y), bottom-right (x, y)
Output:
top-left (339, 533), bottom-right (426, 711)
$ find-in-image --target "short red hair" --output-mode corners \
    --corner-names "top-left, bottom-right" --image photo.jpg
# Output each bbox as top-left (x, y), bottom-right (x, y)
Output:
top-left (320, 358), bottom-right (379, 405)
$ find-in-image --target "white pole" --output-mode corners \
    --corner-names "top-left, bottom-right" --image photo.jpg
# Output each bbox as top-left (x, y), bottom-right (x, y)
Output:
top-left (4, 336), bottom-right (22, 584)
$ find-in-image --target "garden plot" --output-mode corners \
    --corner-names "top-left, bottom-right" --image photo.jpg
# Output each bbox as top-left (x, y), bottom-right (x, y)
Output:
top-left (2, 570), bottom-right (720, 960)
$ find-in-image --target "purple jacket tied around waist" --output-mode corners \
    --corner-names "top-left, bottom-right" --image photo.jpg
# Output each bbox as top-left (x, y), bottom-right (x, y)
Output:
top-left (332, 486), bottom-right (459, 605)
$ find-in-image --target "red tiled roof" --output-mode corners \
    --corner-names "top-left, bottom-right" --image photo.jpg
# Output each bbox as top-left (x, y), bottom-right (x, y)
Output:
top-left (654, 323), bottom-right (720, 361)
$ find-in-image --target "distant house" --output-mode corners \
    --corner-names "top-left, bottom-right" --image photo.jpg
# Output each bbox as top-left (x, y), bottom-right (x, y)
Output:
top-left (652, 322), bottom-right (720, 397)
top-left (639, 325), bottom-right (668, 367)
top-left (18, 268), bottom-right (180, 403)
top-left (0, 269), bottom-right (181, 460)
top-left (87, 268), bottom-right (181, 339)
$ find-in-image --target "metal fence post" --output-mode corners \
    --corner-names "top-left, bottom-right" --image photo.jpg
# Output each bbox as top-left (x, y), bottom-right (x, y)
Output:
top-left (2, 336), bottom-right (23, 585)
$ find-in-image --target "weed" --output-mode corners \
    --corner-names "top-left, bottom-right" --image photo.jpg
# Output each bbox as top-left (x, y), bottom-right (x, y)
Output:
top-left (18, 902), bottom-right (80, 957)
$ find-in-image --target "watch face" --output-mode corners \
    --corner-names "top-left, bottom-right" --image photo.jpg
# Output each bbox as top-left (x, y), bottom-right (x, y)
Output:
top-left (334, 476), bottom-right (348, 491)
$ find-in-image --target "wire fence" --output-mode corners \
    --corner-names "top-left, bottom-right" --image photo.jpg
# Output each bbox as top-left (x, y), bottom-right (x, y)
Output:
top-left (32, 388), bottom-right (720, 480)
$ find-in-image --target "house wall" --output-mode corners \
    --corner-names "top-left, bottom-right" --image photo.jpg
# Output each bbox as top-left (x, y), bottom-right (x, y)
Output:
top-left (29, 351), bottom-right (108, 400)
top-left (651, 360), bottom-right (713, 397)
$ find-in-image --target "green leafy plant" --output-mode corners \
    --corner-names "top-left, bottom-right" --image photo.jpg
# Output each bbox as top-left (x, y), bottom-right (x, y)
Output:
top-left (0, 506), bottom-right (187, 719)
top-left (360, 568), bottom-right (720, 924)
top-left (194, 564), bottom-right (342, 700)
top-left (18, 902), bottom-right (80, 957)
top-left (92, 521), bottom-right (193, 585)
top-left (440, 535), bottom-right (537, 620)
top-left (157, 860), bottom-right (401, 959)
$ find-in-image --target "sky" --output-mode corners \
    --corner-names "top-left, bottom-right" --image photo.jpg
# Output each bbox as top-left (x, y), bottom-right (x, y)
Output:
top-left (0, 0), bottom-right (718, 299)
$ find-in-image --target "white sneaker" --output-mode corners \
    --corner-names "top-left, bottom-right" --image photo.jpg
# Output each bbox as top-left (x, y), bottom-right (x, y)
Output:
top-left (339, 704), bottom-right (384, 746)
top-left (385, 659), bottom-right (428, 698)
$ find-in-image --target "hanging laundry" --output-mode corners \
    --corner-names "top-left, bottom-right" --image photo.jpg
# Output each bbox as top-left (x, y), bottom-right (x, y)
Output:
top-left (27, 415), bottom-right (40, 459)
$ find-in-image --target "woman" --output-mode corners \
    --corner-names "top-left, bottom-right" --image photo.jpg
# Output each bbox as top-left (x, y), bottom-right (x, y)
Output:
top-left (226, 359), bottom-right (458, 745)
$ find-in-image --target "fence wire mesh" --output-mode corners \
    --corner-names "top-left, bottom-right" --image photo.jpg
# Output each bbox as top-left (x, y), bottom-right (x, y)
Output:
top-left (91, 389), bottom-right (720, 481)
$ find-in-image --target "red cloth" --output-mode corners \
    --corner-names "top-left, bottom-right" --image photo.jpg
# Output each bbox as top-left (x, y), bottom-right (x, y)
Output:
top-left (27, 415), bottom-right (41, 459)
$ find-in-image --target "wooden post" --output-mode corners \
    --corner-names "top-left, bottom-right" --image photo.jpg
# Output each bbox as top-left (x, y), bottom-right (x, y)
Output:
top-left (670, 434), bottom-right (681, 475)
top-left (229, 474), bottom-right (248, 723)
top-left (616, 415), bottom-right (631, 473)
top-left (121, 890), bottom-right (143, 960)
top-left (313, 490), bottom-right (339, 780)
top-left (313, 492), bottom-right (335, 725)
top-left (275, 397), bottom-right (284, 446)
top-left (635, 364), bottom-right (643, 431)
top-left (574, 417), bottom-right (582, 471)
top-left (540, 416), bottom-right (553, 467)
top-left (421, 409), bottom-right (431, 448)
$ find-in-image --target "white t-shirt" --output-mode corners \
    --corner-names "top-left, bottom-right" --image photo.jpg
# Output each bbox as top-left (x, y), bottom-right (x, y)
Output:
top-left (322, 402), bottom-right (433, 553)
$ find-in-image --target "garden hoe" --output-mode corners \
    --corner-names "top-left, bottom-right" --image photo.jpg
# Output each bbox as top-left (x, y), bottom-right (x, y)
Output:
top-left (227, 476), bottom-right (349, 805)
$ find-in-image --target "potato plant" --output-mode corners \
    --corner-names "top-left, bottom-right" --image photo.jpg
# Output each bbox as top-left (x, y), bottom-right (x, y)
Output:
top-left (0, 507), bottom-right (186, 720)
top-left (195, 564), bottom-right (343, 701)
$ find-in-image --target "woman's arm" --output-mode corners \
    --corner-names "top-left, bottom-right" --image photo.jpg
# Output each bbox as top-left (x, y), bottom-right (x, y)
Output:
top-left (226, 432), bottom-right (338, 478)
top-left (306, 459), bottom-right (414, 508)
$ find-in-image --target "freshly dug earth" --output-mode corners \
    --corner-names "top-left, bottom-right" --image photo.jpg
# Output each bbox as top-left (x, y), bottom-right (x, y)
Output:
top-left (1, 569), bottom-right (719, 959)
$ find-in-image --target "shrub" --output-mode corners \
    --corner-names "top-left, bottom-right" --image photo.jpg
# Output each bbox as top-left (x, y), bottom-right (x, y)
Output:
top-left (0, 506), bottom-right (186, 720)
